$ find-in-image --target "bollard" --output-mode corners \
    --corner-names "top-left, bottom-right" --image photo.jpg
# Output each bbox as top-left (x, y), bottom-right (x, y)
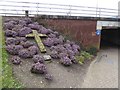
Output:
top-left (25, 10), bottom-right (29, 17)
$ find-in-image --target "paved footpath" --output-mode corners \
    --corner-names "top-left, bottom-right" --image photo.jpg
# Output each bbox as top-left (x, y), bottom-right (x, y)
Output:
top-left (82, 47), bottom-right (118, 88)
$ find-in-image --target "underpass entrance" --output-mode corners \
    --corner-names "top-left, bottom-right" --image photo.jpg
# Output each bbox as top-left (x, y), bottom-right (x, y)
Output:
top-left (97, 21), bottom-right (119, 50)
top-left (100, 27), bottom-right (119, 49)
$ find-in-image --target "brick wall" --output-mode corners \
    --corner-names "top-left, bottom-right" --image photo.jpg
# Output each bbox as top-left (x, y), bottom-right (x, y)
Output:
top-left (35, 17), bottom-right (100, 49)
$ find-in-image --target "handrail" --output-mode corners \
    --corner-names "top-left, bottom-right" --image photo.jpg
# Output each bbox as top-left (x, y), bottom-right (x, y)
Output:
top-left (0, 0), bottom-right (119, 19)
top-left (1, 0), bottom-right (118, 11)
top-left (0, 5), bottom-right (117, 14)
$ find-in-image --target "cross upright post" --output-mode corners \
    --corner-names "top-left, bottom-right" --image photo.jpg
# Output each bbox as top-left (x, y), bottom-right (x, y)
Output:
top-left (26, 30), bottom-right (47, 53)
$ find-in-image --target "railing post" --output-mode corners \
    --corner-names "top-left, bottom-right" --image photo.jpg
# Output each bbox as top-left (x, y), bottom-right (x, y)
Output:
top-left (67, 5), bottom-right (72, 16)
top-left (5, 9), bottom-right (6, 16)
top-left (99, 8), bottom-right (101, 18)
top-left (96, 0), bottom-right (98, 17)
top-left (36, 3), bottom-right (39, 15)
top-left (118, 2), bottom-right (120, 28)
top-left (16, 10), bottom-right (18, 15)
top-left (25, 10), bottom-right (29, 17)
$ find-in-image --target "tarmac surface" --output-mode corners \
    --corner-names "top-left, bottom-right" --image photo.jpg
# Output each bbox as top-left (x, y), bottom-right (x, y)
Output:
top-left (82, 46), bottom-right (118, 88)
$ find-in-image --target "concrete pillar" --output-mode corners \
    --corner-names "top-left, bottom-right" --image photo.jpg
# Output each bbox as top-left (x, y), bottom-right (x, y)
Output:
top-left (118, 2), bottom-right (120, 90)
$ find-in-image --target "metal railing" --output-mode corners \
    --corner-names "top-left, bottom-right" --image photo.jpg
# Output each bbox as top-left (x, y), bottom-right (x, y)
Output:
top-left (0, 0), bottom-right (119, 19)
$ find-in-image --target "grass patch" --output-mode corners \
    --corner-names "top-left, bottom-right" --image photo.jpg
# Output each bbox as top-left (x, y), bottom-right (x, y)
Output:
top-left (0, 16), bottom-right (23, 88)
top-left (2, 45), bottom-right (23, 88)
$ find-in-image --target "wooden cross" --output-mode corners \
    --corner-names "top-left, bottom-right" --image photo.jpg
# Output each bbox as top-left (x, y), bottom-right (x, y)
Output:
top-left (26, 30), bottom-right (47, 53)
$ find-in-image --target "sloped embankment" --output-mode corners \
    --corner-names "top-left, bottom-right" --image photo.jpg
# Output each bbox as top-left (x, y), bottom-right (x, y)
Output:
top-left (3, 17), bottom-right (92, 88)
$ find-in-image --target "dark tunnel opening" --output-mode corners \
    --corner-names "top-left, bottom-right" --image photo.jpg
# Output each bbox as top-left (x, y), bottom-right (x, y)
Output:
top-left (100, 28), bottom-right (119, 49)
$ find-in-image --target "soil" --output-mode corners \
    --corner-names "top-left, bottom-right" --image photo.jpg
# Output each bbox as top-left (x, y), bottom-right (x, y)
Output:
top-left (9, 46), bottom-right (91, 88)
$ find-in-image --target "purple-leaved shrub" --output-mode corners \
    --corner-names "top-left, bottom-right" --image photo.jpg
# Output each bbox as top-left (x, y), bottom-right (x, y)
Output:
top-left (4, 22), bottom-right (14, 30)
top-left (40, 27), bottom-right (52, 34)
top-left (53, 31), bottom-right (59, 36)
top-left (43, 38), bottom-right (54, 47)
top-left (18, 20), bottom-right (27, 26)
top-left (24, 18), bottom-right (32, 24)
top-left (59, 53), bottom-right (68, 59)
top-left (28, 46), bottom-right (39, 57)
top-left (9, 20), bottom-right (18, 25)
top-left (20, 41), bottom-right (34, 48)
top-left (11, 56), bottom-right (21, 65)
top-left (18, 49), bottom-right (31, 58)
top-left (45, 74), bottom-right (53, 81)
top-left (69, 55), bottom-right (78, 64)
top-left (16, 37), bottom-right (27, 43)
top-left (60, 56), bottom-right (72, 66)
top-left (31, 62), bottom-right (47, 74)
top-left (4, 18), bottom-right (11, 23)
top-left (6, 45), bottom-right (23, 55)
top-left (67, 49), bottom-right (75, 56)
top-left (12, 25), bottom-right (23, 32)
top-left (48, 33), bottom-right (57, 38)
top-left (18, 46), bottom-right (39, 58)
top-left (32, 55), bottom-right (44, 63)
top-left (64, 43), bottom-right (72, 50)
top-left (6, 38), bottom-right (19, 45)
top-left (72, 44), bottom-right (80, 51)
top-left (28, 23), bottom-right (40, 30)
top-left (50, 50), bottom-right (59, 59)
top-left (43, 37), bottom-right (64, 47)
top-left (18, 27), bottom-right (32, 37)
top-left (5, 29), bottom-right (18, 37)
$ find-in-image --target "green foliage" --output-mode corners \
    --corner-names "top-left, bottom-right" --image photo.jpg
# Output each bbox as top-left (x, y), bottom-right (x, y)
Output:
top-left (86, 47), bottom-right (98, 56)
top-left (75, 55), bottom-right (85, 65)
top-left (81, 51), bottom-right (93, 60)
top-left (75, 51), bottom-right (93, 65)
